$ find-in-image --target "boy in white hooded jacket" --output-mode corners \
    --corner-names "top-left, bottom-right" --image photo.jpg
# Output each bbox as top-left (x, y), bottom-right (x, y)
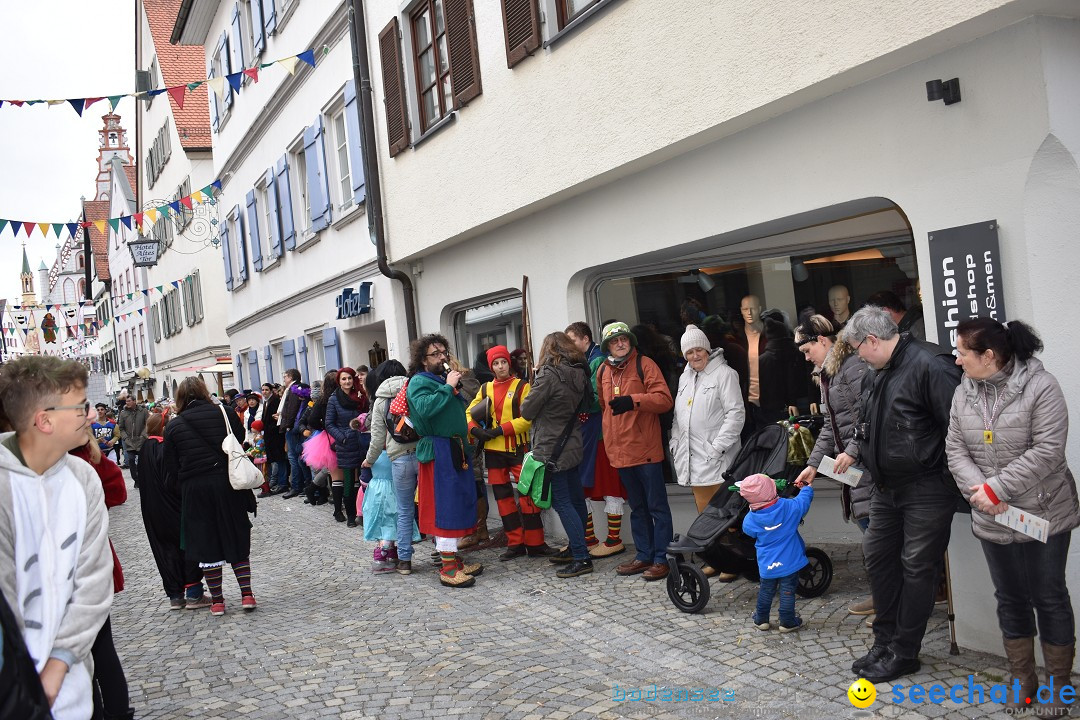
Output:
top-left (0, 356), bottom-right (113, 719)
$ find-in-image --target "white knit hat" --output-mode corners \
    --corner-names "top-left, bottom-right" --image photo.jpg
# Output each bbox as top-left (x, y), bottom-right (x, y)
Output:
top-left (680, 325), bottom-right (710, 355)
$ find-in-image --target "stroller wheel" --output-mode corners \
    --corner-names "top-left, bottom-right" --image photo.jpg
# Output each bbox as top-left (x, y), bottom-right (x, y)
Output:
top-left (796, 547), bottom-right (833, 598)
top-left (667, 563), bottom-right (710, 614)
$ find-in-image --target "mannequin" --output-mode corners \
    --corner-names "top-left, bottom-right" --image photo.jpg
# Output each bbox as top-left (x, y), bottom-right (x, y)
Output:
top-left (828, 285), bottom-right (852, 328)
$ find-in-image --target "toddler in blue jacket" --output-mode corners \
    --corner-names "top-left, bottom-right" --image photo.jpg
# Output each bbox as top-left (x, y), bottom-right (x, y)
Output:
top-left (739, 473), bottom-right (814, 633)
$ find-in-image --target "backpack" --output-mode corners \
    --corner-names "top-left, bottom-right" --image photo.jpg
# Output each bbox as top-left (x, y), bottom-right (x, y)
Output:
top-left (386, 381), bottom-right (420, 444)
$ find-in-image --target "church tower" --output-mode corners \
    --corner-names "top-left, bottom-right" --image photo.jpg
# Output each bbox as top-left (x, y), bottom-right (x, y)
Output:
top-left (20, 244), bottom-right (36, 305)
top-left (94, 113), bottom-right (133, 202)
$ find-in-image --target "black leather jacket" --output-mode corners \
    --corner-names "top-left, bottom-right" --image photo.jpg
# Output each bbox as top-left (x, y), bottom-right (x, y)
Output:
top-left (857, 334), bottom-right (962, 489)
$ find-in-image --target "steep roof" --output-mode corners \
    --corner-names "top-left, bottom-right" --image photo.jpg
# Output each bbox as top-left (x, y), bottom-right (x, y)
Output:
top-left (124, 164), bottom-right (139, 196)
top-left (84, 200), bottom-right (111, 281)
top-left (22, 245), bottom-right (31, 274)
top-left (145, 0), bottom-right (211, 151)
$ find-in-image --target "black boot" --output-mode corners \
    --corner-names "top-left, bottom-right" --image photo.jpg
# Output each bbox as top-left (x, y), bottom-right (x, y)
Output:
top-left (304, 483), bottom-right (318, 504)
top-left (345, 487), bottom-right (360, 527)
top-left (332, 486), bottom-right (346, 522)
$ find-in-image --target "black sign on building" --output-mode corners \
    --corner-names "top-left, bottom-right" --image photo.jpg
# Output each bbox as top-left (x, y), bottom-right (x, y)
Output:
top-left (927, 220), bottom-right (1007, 352)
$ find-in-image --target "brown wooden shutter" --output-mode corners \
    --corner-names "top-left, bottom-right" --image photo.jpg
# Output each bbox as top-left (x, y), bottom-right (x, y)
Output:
top-left (378, 17), bottom-right (410, 157)
top-left (445, 0), bottom-right (483, 107)
top-left (500, 0), bottom-right (541, 68)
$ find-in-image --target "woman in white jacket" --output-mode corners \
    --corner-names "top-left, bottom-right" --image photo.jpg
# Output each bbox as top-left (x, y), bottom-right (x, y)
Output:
top-left (670, 325), bottom-right (746, 509)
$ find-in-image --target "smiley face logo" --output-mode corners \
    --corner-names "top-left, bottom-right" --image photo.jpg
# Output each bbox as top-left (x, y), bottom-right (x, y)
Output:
top-left (848, 678), bottom-right (876, 708)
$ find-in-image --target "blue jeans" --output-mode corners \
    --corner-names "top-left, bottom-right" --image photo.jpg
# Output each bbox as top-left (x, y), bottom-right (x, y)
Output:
top-left (863, 477), bottom-right (956, 659)
top-left (123, 444), bottom-right (140, 484)
top-left (285, 430), bottom-right (311, 492)
top-left (618, 462), bottom-right (674, 564)
top-left (270, 460), bottom-right (289, 490)
top-left (549, 465), bottom-right (589, 561)
top-left (755, 572), bottom-right (800, 627)
top-left (392, 453), bottom-right (419, 561)
top-left (981, 532), bottom-right (1074, 645)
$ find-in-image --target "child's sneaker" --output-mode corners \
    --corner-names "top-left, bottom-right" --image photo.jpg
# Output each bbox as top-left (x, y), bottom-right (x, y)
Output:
top-left (385, 546), bottom-right (399, 563)
top-left (210, 602), bottom-right (226, 616)
top-left (778, 617), bottom-right (803, 633)
top-left (752, 615), bottom-right (771, 631)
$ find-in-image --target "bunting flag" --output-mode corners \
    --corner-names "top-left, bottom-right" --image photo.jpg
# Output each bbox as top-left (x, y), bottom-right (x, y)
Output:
top-left (1, 182), bottom-right (220, 241)
top-left (0, 49), bottom-right (320, 112)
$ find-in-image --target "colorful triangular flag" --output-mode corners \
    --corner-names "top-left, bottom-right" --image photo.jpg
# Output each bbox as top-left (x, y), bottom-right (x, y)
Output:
top-left (0, 219), bottom-right (7, 234)
top-left (120, 216), bottom-right (132, 230)
top-left (94, 220), bottom-right (106, 234)
top-left (37, 223), bottom-right (50, 237)
top-left (68, 99), bottom-right (85, 116)
top-left (171, 280), bottom-right (180, 289)
top-left (186, 80), bottom-right (204, 91)
top-left (298, 49), bottom-right (316, 68)
top-left (191, 190), bottom-right (204, 203)
top-left (278, 56), bottom-right (299, 75)
top-left (167, 85), bottom-right (186, 109)
top-left (52, 223), bottom-right (64, 238)
top-left (206, 76), bottom-right (226, 101)
top-left (23, 222), bottom-right (34, 237)
top-left (211, 179), bottom-right (222, 191)
top-left (226, 72), bottom-right (243, 93)
top-left (108, 218), bottom-right (120, 233)
top-left (66, 222), bottom-right (78, 238)
top-left (108, 95), bottom-right (124, 111)
top-left (9, 221), bottom-right (21, 236)
top-left (243, 67), bottom-right (259, 83)
top-left (168, 201), bottom-right (181, 214)
top-left (180, 196), bottom-right (193, 210)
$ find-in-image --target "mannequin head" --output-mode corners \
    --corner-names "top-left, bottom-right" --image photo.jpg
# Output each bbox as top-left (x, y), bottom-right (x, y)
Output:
top-left (740, 295), bottom-right (762, 327)
top-left (828, 285), bottom-right (851, 322)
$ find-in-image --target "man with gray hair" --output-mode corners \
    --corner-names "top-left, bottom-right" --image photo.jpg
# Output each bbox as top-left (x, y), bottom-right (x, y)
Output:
top-left (844, 305), bottom-right (961, 684)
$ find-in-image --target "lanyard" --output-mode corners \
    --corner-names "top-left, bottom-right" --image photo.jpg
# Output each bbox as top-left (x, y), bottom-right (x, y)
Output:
top-left (980, 382), bottom-right (1004, 443)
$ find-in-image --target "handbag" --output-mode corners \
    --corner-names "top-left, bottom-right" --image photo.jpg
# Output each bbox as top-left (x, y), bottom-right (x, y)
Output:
top-left (219, 405), bottom-right (265, 490)
top-left (516, 452), bottom-right (552, 509)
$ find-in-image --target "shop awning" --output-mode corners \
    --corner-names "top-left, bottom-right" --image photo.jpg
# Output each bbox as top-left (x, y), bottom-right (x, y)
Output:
top-left (198, 362), bottom-right (235, 374)
top-left (169, 366), bottom-right (210, 372)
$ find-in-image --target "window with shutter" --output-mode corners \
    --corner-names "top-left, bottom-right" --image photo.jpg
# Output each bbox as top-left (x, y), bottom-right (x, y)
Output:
top-left (251, 0), bottom-right (265, 55)
top-left (274, 155), bottom-right (295, 250)
top-left (500, 0), bottom-right (541, 68)
top-left (220, 216), bottom-right (233, 290)
top-left (409, 1), bottom-right (452, 132)
top-left (379, 18), bottom-right (410, 157)
top-left (444, 0), bottom-right (482, 107)
top-left (343, 80), bottom-right (366, 206)
top-left (246, 189), bottom-right (264, 271)
top-left (303, 117), bottom-right (331, 232)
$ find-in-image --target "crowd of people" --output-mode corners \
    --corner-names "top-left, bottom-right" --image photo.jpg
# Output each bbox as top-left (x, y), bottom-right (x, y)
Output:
top-left (0, 296), bottom-right (1076, 717)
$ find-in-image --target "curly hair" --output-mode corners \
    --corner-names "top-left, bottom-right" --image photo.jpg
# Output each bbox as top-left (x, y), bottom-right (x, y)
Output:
top-left (408, 333), bottom-right (452, 376)
top-left (537, 332), bottom-right (586, 367)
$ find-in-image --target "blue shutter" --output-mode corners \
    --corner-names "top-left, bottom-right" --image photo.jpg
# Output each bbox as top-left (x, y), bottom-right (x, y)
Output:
top-left (263, 0), bottom-right (277, 36)
top-left (282, 338), bottom-right (296, 374)
top-left (303, 117), bottom-right (331, 232)
top-left (235, 354), bottom-right (244, 390)
top-left (221, 35), bottom-right (233, 110)
top-left (275, 155), bottom-right (295, 250)
top-left (323, 327), bottom-right (341, 371)
top-left (248, 350), bottom-right (261, 388)
top-left (246, 189), bottom-right (263, 271)
top-left (264, 344), bottom-right (274, 381)
top-left (297, 335), bottom-right (309, 381)
top-left (343, 79), bottom-right (366, 207)
top-left (220, 215), bottom-right (233, 290)
top-left (234, 206), bottom-right (249, 282)
top-left (251, 0), bottom-right (265, 56)
top-left (208, 37), bottom-right (221, 131)
top-left (230, 4), bottom-right (244, 73)
top-left (264, 167), bottom-right (281, 257)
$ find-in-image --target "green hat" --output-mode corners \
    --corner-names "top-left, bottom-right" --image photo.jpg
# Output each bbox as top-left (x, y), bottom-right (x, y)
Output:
top-left (600, 321), bottom-right (637, 352)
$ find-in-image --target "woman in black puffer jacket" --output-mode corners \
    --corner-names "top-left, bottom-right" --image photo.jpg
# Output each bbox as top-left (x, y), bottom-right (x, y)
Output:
top-left (163, 376), bottom-right (256, 617)
top-left (325, 367), bottom-right (369, 526)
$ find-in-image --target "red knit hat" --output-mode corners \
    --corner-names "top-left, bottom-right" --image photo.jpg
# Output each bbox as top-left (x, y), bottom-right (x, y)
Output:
top-left (251, 420), bottom-right (264, 431)
top-left (486, 345), bottom-right (512, 371)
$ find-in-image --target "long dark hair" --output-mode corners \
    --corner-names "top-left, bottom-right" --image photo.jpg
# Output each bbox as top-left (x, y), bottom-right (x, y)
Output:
top-left (176, 376), bottom-right (212, 412)
top-left (368, 359), bottom-right (407, 398)
top-left (957, 318), bottom-right (1043, 366)
top-left (537, 332), bottom-right (585, 367)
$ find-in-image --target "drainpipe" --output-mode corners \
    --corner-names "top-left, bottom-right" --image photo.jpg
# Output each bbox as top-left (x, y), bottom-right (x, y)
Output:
top-left (347, 0), bottom-right (418, 343)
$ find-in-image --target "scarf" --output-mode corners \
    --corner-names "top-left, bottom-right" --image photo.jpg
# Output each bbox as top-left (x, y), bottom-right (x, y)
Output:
top-left (335, 386), bottom-right (361, 412)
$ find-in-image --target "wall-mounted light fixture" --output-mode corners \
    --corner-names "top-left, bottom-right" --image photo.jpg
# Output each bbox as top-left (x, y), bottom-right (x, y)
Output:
top-left (926, 78), bottom-right (961, 106)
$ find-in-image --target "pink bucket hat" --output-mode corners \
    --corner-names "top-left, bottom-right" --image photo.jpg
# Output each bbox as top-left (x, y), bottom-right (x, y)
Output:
top-left (736, 473), bottom-right (778, 511)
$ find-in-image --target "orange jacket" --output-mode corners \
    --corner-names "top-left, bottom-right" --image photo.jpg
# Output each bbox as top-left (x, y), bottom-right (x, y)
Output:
top-left (596, 350), bottom-right (673, 468)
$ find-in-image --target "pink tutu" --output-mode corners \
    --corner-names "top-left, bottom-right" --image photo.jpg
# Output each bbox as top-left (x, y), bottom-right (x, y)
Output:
top-left (301, 430), bottom-right (338, 471)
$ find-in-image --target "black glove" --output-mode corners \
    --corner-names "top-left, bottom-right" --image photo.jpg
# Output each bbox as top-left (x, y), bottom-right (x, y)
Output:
top-left (609, 396), bottom-right (635, 415)
top-left (359, 467), bottom-right (373, 487)
top-left (471, 426), bottom-right (502, 442)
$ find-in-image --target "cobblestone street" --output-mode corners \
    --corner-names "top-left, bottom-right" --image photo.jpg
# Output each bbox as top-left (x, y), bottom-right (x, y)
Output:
top-left (108, 471), bottom-right (1013, 720)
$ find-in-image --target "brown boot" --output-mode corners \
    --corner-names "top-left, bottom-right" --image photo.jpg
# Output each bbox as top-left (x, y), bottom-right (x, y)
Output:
top-left (1003, 636), bottom-right (1038, 711)
top-left (1039, 640), bottom-right (1074, 717)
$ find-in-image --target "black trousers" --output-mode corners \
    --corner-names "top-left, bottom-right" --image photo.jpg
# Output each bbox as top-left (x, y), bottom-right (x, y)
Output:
top-left (91, 616), bottom-right (132, 720)
top-left (863, 478), bottom-right (956, 659)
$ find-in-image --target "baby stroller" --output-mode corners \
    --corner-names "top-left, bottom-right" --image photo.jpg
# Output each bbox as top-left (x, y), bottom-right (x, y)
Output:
top-left (665, 421), bottom-right (833, 613)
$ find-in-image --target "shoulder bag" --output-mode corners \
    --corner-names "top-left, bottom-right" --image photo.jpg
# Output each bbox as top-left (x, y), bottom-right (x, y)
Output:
top-left (217, 404), bottom-right (265, 490)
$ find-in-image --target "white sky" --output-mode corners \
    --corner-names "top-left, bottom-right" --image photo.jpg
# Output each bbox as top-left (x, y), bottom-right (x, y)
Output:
top-left (0, 1), bottom-right (135, 303)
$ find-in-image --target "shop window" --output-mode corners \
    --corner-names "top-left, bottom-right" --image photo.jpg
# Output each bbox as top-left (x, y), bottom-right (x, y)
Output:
top-left (452, 294), bottom-right (524, 377)
top-left (309, 332), bottom-right (326, 378)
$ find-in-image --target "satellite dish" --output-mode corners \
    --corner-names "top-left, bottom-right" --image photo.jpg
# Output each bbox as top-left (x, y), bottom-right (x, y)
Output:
top-left (136, 367), bottom-right (151, 379)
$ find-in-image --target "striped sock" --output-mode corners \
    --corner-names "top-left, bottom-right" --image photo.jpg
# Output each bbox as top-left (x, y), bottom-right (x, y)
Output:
top-left (606, 514), bottom-right (623, 545)
top-left (441, 552), bottom-right (459, 577)
top-left (204, 565), bottom-right (224, 603)
top-left (232, 559), bottom-right (252, 597)
top-left (584, 511), bottom-right (599, 546)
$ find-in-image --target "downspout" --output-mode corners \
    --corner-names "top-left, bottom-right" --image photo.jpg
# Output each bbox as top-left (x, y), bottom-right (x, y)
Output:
top-left (347, 0), bottom-right (418, 343)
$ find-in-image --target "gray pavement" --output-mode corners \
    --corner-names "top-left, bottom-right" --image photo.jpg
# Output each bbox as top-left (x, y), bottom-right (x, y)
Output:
top-left (107, 472), bottom-right (1017, 719)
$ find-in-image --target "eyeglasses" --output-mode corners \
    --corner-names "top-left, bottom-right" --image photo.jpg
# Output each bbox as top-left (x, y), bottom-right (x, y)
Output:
top-left (425, 349), bottom-right (448, 359)
top-left (854, 335), bottom-right (875, 352)
top-left (45, 401), bottom-right (91, 415)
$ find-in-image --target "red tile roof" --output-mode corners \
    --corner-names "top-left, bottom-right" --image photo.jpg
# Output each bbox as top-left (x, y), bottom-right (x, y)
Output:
top-left (84, 200), bottom-right (111, 281)
top-left (123, 164), bottom-right (139, 195)
top-left (144, 0), bottom-right (211, 151)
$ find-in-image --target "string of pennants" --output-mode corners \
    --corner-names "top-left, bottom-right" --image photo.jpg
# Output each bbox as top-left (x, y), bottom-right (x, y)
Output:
top-left (0, 181), bottom-right (221, 241)
top-left (0, 49), bottom-right (318, 115)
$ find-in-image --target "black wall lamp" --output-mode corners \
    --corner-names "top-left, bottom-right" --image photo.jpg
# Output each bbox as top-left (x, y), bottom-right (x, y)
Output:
top-left (927, 78), bottom-right (961, 105)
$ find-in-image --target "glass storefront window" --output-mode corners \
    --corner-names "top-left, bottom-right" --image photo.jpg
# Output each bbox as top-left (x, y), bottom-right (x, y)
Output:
top-left (452, 295), bottom-right (525, 378)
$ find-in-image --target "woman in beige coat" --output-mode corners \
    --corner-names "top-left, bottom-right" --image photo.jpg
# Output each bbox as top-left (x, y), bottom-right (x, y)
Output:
top-left (946, 318), bottom-right (1079, 713)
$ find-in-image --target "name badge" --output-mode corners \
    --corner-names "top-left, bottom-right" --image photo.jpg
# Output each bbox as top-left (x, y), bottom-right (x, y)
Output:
top-left (984, 430), bottom-right (993, 444)
top-left (613, 386), bottom-right (620, 395)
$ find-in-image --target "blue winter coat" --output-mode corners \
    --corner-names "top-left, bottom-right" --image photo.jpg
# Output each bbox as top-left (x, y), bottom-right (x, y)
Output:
top-left (741, 486), bottom-right (814, 579)
top-left (325, 390), bottom-right (367, 469)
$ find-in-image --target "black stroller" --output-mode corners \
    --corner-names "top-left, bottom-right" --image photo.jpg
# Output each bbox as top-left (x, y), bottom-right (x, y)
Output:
top-left (665, 421), bottom-right (834, 613)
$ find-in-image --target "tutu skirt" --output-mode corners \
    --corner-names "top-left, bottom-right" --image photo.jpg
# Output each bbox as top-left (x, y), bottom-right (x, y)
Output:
top-left (301, 430), bottom-right (338, 471)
